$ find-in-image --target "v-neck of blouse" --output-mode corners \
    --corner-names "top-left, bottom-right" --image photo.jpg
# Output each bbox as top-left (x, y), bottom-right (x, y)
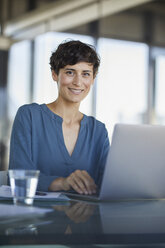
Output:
top-left (40, 104), bottom-right (87, 162)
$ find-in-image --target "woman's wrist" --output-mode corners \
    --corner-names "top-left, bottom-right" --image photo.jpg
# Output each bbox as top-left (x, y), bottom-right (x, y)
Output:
top-left (48, 177), bottom-right (70, 191)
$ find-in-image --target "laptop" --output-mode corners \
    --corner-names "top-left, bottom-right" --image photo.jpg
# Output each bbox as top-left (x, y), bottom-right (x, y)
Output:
top-left (63, 124), bottom-right (165, 201)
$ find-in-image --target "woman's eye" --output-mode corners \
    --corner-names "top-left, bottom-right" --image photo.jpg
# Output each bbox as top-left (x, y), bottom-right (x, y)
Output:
top-left (83, 73), bottom-right (90, 77)
top-left (66, 71), bottom-right (73, 75)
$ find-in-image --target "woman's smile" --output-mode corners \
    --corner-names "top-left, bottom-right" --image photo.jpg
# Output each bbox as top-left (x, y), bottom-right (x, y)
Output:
top-left (68, 88), bottom-right (84, 95)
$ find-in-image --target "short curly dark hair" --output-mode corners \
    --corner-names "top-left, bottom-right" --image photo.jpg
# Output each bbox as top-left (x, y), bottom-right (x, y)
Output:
top-left (49, 40), bottom-right (100, 78)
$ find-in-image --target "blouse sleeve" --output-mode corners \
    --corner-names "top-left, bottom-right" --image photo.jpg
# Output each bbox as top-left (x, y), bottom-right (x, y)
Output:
top-left (96, 126), bottom-right (110, 188)
top-left (9, 106), bottom-right (58, 191)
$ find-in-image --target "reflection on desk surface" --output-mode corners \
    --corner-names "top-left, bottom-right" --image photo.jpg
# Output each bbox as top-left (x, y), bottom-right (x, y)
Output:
top-left (0, 200), bottom-right (100, 236)
top-left (1, 199), bottom-right (165, 245)
top-left (99, 199), bottom-right (165, 234)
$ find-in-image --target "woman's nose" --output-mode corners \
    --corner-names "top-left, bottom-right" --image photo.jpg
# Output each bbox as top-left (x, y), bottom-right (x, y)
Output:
top-left (72, 74), bottom-right (82, 86)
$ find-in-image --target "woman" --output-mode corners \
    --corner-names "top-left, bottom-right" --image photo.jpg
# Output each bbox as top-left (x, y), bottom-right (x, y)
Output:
top-left (9, 40), bottom-right (110, 194)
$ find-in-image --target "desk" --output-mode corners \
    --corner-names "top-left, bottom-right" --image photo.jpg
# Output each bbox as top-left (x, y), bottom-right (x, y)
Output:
top-left (0, 199), bottom-right (165, 247)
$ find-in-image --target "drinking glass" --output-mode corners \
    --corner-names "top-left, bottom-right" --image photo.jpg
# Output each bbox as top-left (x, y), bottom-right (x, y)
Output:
top-left (9, 170), bottom-right (40, 206)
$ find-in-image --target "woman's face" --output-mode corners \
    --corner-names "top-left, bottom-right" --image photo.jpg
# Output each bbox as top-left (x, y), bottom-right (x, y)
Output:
top-left (52, 62), bottom-right (94, 104)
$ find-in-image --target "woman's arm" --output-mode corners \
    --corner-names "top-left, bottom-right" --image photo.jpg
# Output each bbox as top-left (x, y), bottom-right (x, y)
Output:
top-left (96, 127), bottom-right (110, 188)
top-left (9, 106), bottom-right (59, 192)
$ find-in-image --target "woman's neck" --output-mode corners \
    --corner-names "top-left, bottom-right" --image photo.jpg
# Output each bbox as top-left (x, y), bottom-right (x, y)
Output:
top-left (47, 99), bottom-right (83, 124)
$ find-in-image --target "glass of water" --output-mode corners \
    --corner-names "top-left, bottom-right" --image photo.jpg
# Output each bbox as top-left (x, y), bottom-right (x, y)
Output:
top-left (8, 170), bottom-right (40, 206)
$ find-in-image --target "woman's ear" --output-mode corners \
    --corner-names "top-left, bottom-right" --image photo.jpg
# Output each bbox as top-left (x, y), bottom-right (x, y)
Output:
top-left (52, 70), bottom-right (58, 82)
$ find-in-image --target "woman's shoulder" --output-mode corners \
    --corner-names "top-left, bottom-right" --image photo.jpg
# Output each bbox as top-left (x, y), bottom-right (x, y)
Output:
top-left (84, 115), bottom-right (108, 134)
top-left (85, 115), bottom-right (106, 128)
top-left (18, 103), bottom-right (41, 112)
top-left (15, 103), bottom-right (43, 121)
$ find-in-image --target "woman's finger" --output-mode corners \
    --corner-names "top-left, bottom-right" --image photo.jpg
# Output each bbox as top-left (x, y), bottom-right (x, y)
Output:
top-left (76, 170), bottom-right (97, 194)
top-left (67, 173), bottom-right (86, 194)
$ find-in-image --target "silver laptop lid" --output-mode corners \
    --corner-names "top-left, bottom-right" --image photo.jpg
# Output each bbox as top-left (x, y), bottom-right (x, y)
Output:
top-left (100, 124), bottom-right (165, 200)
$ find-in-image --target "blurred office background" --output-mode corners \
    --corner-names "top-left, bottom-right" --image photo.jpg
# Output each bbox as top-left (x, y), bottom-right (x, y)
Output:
top-left (0, 0), bottom-right (165, 170)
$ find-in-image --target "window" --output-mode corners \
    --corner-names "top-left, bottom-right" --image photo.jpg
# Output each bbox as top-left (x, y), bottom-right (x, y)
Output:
top-left (8, 40), bottom-right (31, 119)
top-left (155, 55), bottom-right (165, 124)
top-left (96, 38), bottom-right (148, 137)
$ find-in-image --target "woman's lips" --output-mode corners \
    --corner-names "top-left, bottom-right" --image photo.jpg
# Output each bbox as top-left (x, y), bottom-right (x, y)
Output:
top-left (68, 88), bottom-right (83, 95)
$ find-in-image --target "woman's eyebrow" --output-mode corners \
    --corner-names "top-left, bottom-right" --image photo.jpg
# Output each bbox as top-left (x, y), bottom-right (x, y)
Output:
top-left (64, 68), bottom-right (75, 71)
top-left (64, 68), bottom-right (92, 73)
top-left (82, 70), bottom-right (92, 73)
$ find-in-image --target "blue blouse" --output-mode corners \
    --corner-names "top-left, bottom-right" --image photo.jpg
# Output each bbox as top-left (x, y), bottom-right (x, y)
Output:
top-left (9, 103), bottom-right (110, 191)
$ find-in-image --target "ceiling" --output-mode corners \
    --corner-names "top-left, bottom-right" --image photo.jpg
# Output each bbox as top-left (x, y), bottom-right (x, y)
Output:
top-left (0, 0), bottom-right (165, 48)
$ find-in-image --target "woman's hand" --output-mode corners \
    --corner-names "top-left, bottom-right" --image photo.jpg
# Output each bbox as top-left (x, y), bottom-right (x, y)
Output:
top-left (65, 201), bottom-right (95, 223)
top-left (53, 201), bottom-right (95, 223)
top-left (64, 170), bottom-right (97, 195)
top-left (49, 170), bottom-right (97, 195)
